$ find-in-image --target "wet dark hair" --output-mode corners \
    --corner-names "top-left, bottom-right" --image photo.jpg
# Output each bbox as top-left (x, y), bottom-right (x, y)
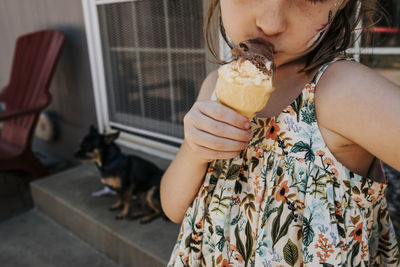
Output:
top-left (203, 0), bottom-right (387, 72)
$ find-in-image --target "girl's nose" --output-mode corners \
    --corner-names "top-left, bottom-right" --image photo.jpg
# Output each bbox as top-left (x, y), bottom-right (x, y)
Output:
top-left (255, 0), bottom-right (287, 37)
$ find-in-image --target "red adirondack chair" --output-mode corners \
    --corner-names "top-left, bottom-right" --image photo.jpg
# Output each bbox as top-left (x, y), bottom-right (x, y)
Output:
top-left (0, 30), bottom-right (65, 177)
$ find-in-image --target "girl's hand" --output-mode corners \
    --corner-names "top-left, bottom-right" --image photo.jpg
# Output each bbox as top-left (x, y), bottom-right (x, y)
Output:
top-left (183, 99), bottom-right (253, 163)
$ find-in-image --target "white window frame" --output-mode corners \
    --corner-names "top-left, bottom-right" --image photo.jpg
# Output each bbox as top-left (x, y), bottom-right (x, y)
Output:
top-left (82, 0), bottom-right (210, 160)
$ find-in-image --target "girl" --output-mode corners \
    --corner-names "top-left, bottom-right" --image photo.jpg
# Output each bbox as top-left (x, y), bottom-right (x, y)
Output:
top-left (161, 0), bottom-right (400, 266)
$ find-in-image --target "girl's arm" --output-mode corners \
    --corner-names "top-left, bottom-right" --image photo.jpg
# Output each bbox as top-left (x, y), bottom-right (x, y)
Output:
top-left (160, 70), bottom-right (253, 223)
top-left (316, 60), bottom-right (400, 171)
top-left (160, 140), bottom-right (209, 223)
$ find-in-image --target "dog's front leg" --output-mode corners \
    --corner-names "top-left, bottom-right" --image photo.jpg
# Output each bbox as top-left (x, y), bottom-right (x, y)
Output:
top-left (110, 191), bottom-right (124, 211)
top-left (116, 185), bottom-right (133, 220)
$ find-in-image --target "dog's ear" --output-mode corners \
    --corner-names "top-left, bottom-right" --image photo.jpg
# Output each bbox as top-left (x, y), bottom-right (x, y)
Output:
top-left (103, 131), bottom-right (120, 144)
top-left (89, 125), bottom-right (99, 135)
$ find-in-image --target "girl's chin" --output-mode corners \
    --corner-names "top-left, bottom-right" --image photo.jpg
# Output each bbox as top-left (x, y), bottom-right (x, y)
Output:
top-left (274, 57), bottom-right (294, 68)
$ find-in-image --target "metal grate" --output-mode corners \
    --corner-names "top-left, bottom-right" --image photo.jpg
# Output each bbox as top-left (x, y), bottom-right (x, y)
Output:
top-left (97, 0), bottom-right (207, 143)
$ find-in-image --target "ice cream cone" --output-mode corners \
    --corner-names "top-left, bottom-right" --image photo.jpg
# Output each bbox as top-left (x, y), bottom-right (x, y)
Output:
top-left (215, 39), bottom-right (275, 120)
top-left (215, 61), bottom-right (274, 120)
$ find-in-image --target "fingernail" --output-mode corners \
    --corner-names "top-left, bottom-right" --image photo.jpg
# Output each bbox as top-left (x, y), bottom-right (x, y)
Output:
top-left (244, 122), bottom-right (250, 129)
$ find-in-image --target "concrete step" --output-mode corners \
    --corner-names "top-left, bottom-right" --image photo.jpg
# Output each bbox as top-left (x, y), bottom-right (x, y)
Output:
top-left (0, 209), bottom-right (118, 267)
top-left (30, 163), bottom-right (180, 267)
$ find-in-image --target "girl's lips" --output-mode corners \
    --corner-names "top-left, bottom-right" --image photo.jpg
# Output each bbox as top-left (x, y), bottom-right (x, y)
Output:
top-left (254, 37), bottom-right (277, 53)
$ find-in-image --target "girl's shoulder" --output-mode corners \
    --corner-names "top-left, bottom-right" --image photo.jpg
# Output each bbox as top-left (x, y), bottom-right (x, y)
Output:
top-left (318, 59), bottom-right (385, 84)
top-left (314, 59), bottom-right (400, 171)
top-left (314, 59), bottom-right (397, 110)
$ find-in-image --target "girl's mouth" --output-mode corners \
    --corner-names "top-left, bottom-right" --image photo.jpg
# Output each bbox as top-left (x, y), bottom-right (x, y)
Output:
top-left (254, 37), bottom-right (277, 54)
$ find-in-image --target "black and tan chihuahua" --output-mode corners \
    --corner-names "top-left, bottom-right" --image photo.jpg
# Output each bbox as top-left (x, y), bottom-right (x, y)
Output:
top-left (75, 126), bottom-right (164, 223)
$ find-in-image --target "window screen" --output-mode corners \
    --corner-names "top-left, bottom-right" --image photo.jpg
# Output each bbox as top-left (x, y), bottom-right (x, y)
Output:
top-left (97, 0), bottom-right (207, 144)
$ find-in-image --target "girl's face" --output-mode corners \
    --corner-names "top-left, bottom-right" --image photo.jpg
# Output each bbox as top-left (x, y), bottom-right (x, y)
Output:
top-left (220, 0), bottom-right (347, 67)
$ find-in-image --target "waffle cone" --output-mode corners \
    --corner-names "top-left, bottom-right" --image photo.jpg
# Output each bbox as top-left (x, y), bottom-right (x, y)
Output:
top-left (215, 70), bottom-right (274, 120)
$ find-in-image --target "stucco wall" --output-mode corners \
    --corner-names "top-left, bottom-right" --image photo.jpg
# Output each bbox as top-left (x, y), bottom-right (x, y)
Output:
top-left (0, 0), bottom-right (97, 161)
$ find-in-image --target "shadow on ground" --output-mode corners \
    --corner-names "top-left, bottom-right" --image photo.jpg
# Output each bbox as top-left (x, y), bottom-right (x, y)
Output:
top-left (0, 158), bottom-right (76, 223)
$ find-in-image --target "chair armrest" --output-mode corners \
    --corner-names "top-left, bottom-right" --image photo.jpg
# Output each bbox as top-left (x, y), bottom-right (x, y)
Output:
top-left (0, 105), bottom-right (46, 122)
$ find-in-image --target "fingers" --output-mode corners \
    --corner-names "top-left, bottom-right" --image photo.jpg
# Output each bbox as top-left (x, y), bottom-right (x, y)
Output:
top-left (194, 112), bottom-right (253, 142)
top-left (191, 127), bottom-right (249, 152)
top-left (196, 101), bottom-right (250, 130)
top-left (183, 100), bottom-right (254, 162)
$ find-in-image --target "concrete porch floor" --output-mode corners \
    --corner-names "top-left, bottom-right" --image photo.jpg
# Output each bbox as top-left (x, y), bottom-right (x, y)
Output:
top-left (0, 209), bottom-right (118, 267)
top-left (0, 159), bottom-right (121, 266)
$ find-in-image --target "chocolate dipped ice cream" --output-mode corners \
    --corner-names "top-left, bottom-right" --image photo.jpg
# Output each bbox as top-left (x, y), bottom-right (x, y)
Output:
top-left (215, 39), bottom-right (275, 120)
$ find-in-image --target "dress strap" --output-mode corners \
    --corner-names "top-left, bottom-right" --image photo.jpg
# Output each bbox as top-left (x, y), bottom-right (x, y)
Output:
top-left (311, 57), bottom-right (355, 86)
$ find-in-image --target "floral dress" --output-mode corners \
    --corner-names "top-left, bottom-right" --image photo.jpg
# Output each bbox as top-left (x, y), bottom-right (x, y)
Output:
top-left (168, 59), bottom-right (399, 267)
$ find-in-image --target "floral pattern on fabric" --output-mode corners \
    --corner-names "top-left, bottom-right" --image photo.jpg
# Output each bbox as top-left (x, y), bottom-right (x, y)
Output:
top-left (167, 61), bottom-right (399, 267)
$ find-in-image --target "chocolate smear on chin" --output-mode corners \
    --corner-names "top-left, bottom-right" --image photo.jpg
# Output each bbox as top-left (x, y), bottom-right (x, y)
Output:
top-left (232, 39), bottom-right (275, 76)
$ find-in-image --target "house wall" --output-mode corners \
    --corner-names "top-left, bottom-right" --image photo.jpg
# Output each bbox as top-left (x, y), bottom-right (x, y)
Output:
top-left (0, 0), bottom-right (97, 161)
